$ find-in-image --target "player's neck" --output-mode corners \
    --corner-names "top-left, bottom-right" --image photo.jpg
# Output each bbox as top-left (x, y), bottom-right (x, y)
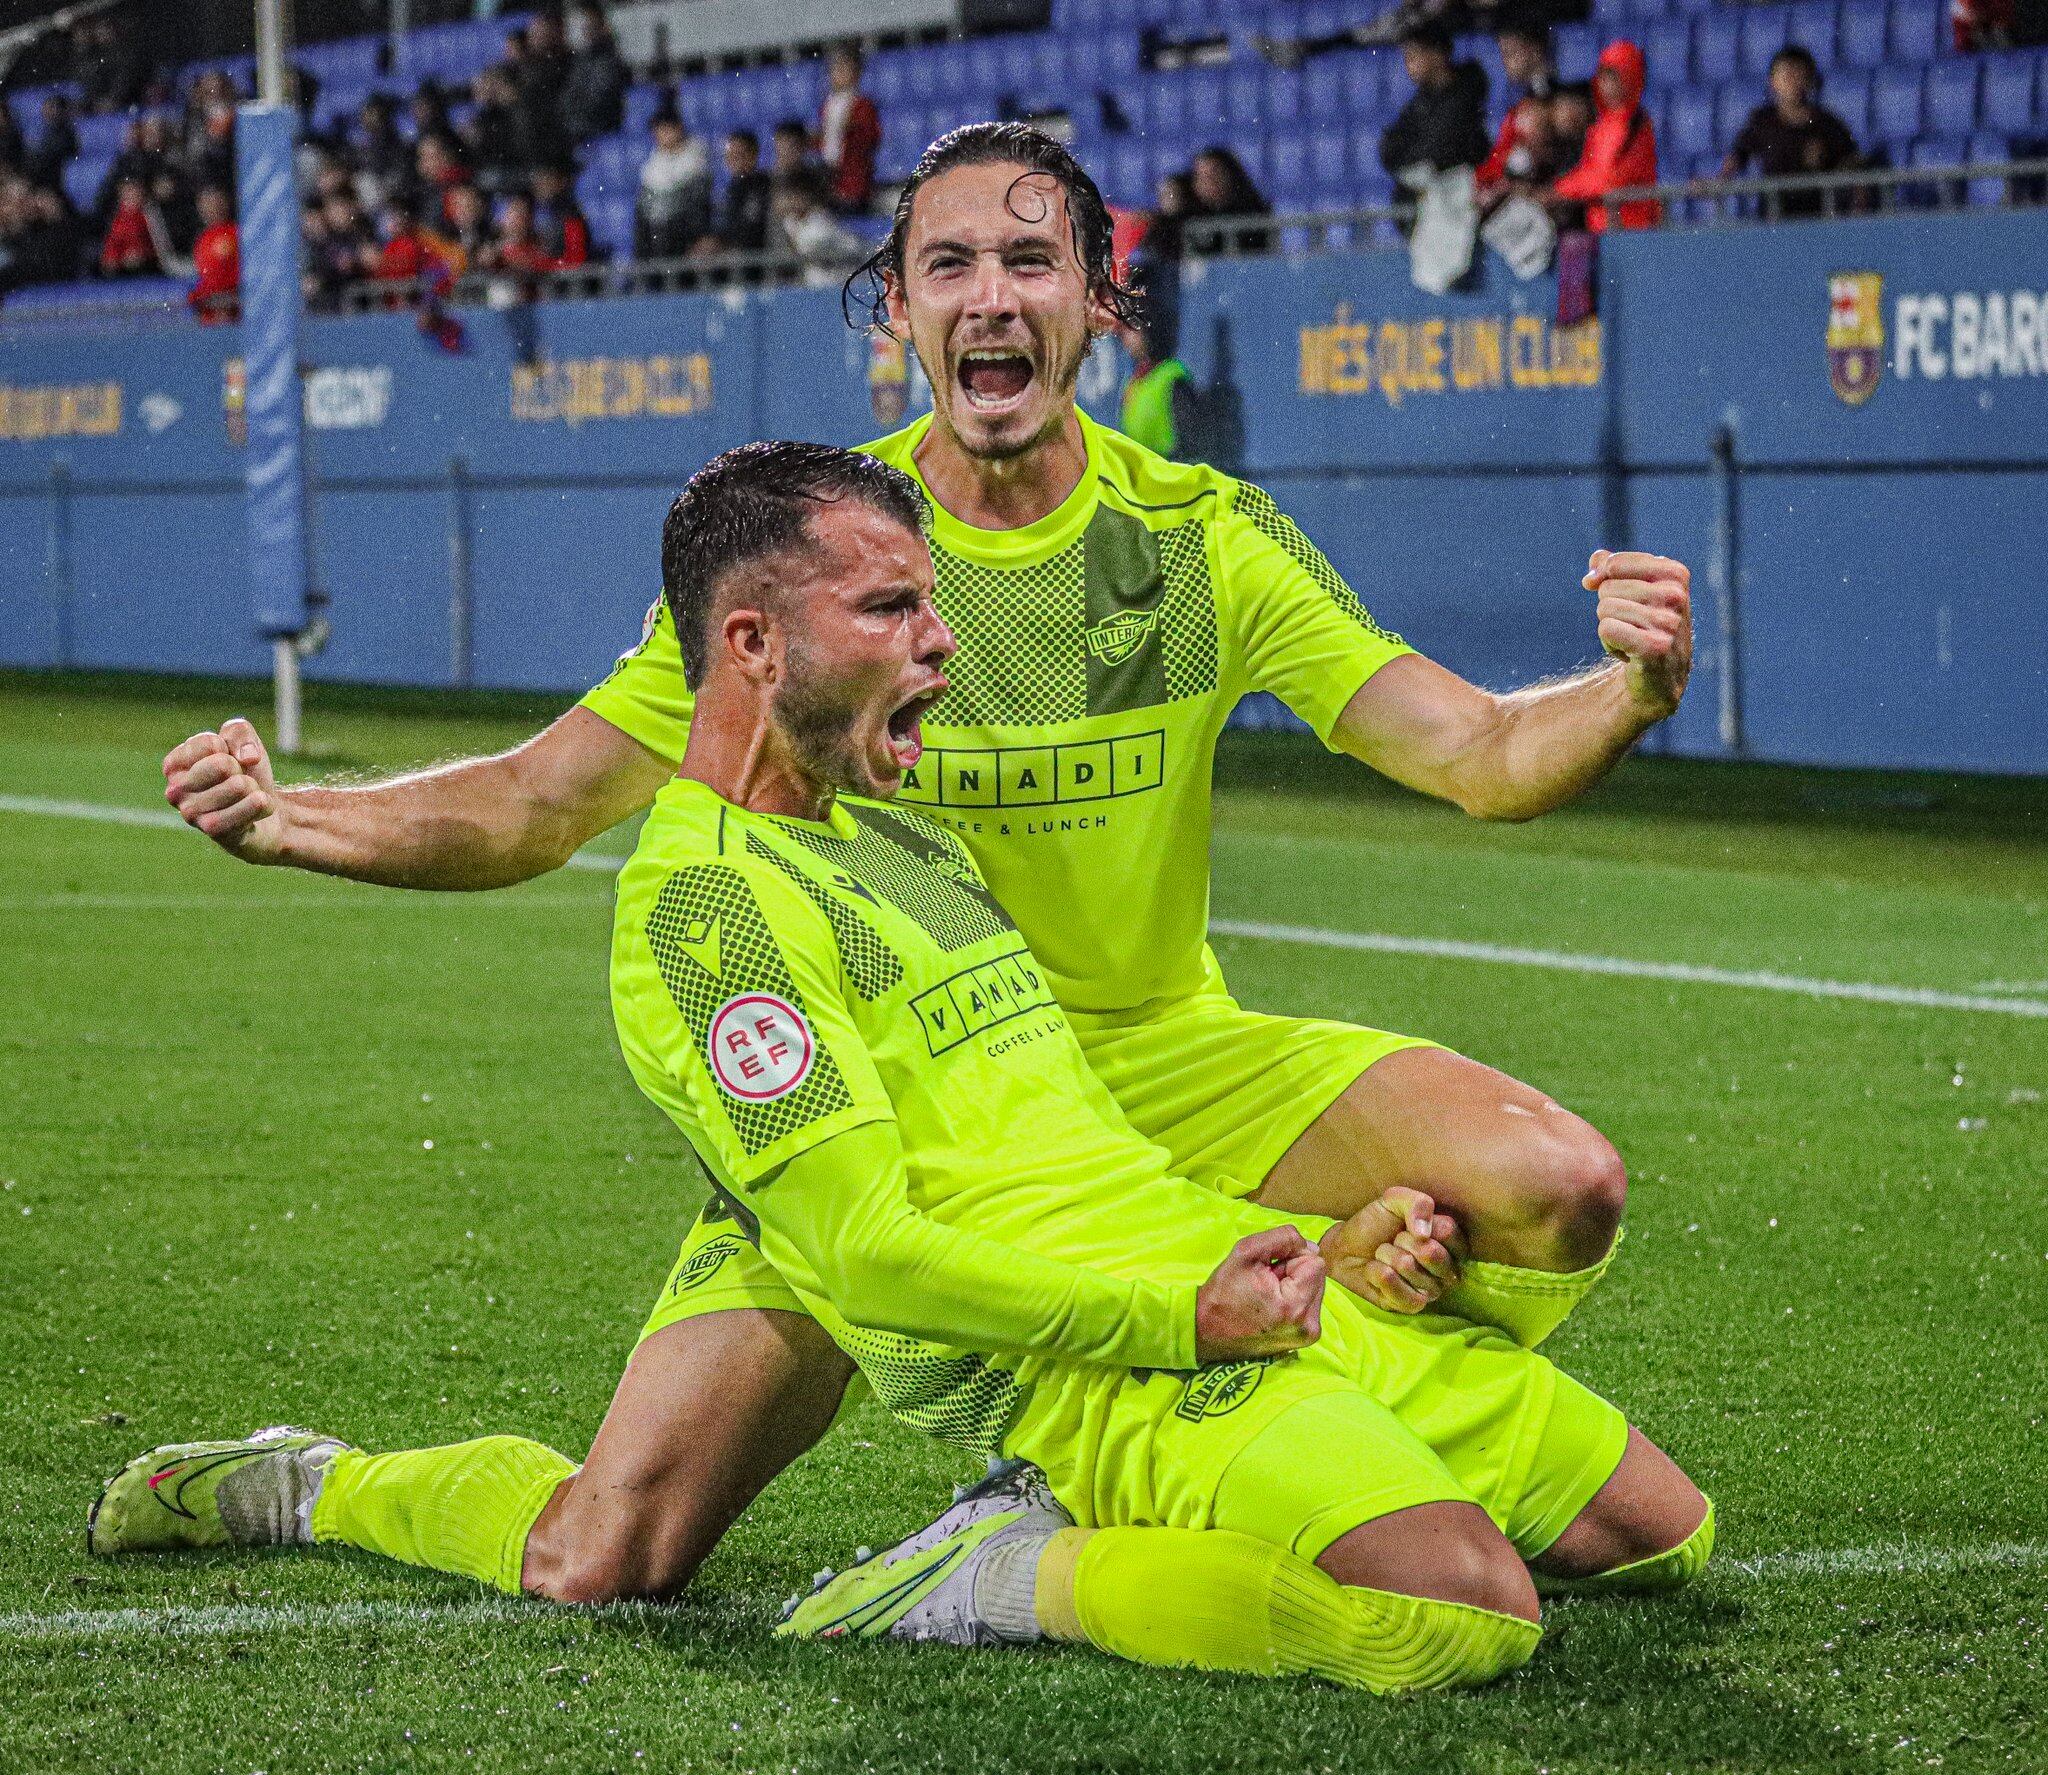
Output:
top-left (913, 406), bottom-right (1087, 531)
top-left (679, 709), bottom-right (836, 824)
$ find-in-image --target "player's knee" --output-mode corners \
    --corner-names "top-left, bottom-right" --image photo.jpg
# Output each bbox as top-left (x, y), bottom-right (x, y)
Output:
top-left (1318, 1503), bottom-right (1541, 1625)
top-left (520, 1492), bottom-right (713, 1605)
top-left (1521, 1117), bottom-right (1627, 1269)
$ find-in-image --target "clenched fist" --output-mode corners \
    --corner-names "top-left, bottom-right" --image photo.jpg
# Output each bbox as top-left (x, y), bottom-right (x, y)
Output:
top-left (1585, 549), bottom-right (1691, 720)
top-left (1194, 1226), bottom-right (1326, 1364)
top-left (163, 716), bottom-right (287, 863)
top-left (1320, 1187), bottom-right (1467, 1314)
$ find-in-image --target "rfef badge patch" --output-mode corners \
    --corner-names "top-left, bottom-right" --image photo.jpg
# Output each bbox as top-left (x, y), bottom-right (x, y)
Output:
top-left (1827, 271), bottom-right (1884, 406)
top-left (708, 994), bottom-right (814, 1101)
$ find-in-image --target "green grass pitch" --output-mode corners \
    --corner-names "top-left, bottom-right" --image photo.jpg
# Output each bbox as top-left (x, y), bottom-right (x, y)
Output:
top-left (3, 670), bottom-right (2045, 1774)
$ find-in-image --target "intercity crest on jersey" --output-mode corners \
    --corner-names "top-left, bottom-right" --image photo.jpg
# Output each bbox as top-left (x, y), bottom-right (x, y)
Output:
top-left (1175, 1359), bottom-right (1267, 1421)
top-left (1085, 609), bottom-right (1159, 667)
top-left (1827, 271), bottom-right (1884, 407)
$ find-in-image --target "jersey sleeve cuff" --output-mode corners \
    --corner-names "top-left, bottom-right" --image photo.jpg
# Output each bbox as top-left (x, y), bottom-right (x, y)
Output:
top-left (1308, 641), bottom-right (1418, 751)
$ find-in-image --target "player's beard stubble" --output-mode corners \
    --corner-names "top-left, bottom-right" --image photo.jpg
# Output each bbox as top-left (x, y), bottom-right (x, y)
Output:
top-left (771, 640), bottom-right (896, 800)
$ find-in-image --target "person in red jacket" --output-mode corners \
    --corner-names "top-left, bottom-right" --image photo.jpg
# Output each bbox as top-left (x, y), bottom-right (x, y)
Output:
top-left (1548, 39), bottom-right (1660, 234)
top-left (818, 43), bottom-right (881, 214)
top-left (98, 177), bottom-right (161, 277)
top-left (1477, 18), bottom-right (1565, 196)
top-left (187, 184), bottom-right (238, 321)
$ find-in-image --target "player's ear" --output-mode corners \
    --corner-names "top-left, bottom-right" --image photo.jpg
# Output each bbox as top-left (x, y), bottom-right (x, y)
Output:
top-left (720, 604), bottom-right (776, 687)
top-left (881, 270), bottom-right (908, 342)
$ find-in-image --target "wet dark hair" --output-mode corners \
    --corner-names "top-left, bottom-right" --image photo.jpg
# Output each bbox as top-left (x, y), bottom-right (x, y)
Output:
top-left (661, 441), bottom-right (929, 690)
top-left (842, 121), bottom-right (1142, 338)
top-left (1770, 44), bottom-right (1820, 84)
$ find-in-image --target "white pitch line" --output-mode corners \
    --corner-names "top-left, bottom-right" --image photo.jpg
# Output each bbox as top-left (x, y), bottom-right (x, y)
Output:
top-left (5, 1540), bottom-right (2045, 1642)
top-left (1209, 918), bottom-right (2048, 1020)
top-left (7, 792), bottom-right (2043, 1020)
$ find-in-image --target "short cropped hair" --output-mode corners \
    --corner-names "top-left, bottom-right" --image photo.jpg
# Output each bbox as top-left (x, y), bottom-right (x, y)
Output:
top-left (660, 441), bottom-right (929, 690)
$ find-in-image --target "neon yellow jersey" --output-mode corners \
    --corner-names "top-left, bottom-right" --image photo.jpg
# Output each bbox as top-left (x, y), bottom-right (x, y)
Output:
top-left (611, 776), bottom-right (1322, 1458)
top-left (584, 409), bottom-right (1414, 1012)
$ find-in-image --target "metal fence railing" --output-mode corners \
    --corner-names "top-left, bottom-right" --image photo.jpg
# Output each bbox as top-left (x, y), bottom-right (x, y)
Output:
top-left (4, 158), bottom-right (2045, 327)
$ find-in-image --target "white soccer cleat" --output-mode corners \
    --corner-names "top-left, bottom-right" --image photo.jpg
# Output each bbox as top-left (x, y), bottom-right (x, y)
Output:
top-left (87, 1426), bottom-right (350, 1556)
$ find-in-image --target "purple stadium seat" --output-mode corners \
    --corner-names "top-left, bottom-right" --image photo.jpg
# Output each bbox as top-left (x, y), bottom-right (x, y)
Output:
top-left (1907, 135), bottom-right (1967, 205)
top-left (1886, 0), bottom-right (1946, 63)
top-left (1555, 23), bottom-right (1601, 81)
top-left (1625, 0), bottom-right (1671, 20)
top-left (1738, 4), bottom-right (1792, 78)
top-left (1926, 59), bottom-right (1982, 136)
top-left (1142, 75), bottom-right (1187, 137)
top-left (865, 51), bottom-right (908, 105)
top-left (1980, 52), bottom-right (2040, 133)
top-left (1264, 68), bottom-right (1306, 128)
top-left (1692, 12), bottom-right (1741, 82)
top-left (1304, 59), bottom-right (1344, 121)
top-left (1340, 49), bottom-right (1389, 117)
top-left (62, 155), bottom-right (106, 212)
top-left (1787, 1), bottom-right (1840, 65)
top-left (1827, 69), bottom-right (1875, 140)
top-left (1646, 19), bottom-right (1693, 84)
top-left (1967, 131), bottom-right (2011, 204)
top-left (1184, 67), bottom-right (1226, 133)
top-left (1873, 64), bottom-right (1926, 139)
top-left (1593, 0), bottom-right (1630, 23)
top-left (1839, 0), bottom-right (1890, 68)
top-left (1105, 141), bottom-right (1146, 206)
top-left (74, 113), bottom-right (127, 158)
top-left (1715, 82), bottom-right (1756, 147)
top-left (1351, 120), bottom-right (1387, 177)
top-left (1268, 132), bottom-right (1310, 201)
top-left (1309, 129), bottom-right (1349, 188)
top-left (1669, 86), bottom-right (1717, 159)
top-left (996, 36), bottom-right (1034, 93)
top-left (1226, 64), bottom-right (1264, 122)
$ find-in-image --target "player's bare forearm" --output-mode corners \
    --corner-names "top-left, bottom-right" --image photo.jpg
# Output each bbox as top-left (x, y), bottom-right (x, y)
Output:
top-left (165, 706), bottom-right (673, 889)
top-left (1334, 550), bottom-right (1690, 822)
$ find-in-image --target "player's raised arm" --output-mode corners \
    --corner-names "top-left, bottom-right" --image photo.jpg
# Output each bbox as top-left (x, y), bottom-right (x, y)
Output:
top-left (162, 705), bottom-right (673, 889)
top-left (1329, 550), bottom-right (1691, 822)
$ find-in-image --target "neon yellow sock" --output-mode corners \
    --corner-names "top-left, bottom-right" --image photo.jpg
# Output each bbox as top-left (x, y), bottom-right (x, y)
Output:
top-left (1046, 1525), bottom-right (1541, 1696)
top-left (1537, 1499), bottom-right (1716, 1598)
top-left (1446, 1230), bottom-right (1622, 1349)
top-left (310, 1436), bottom-right (575, 1595)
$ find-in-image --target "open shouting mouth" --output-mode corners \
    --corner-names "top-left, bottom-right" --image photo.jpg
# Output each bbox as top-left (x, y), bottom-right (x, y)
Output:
top-left (885, 682), bottom-right (947, 771)
top-left (956, 346), bottom-right (1036, 416)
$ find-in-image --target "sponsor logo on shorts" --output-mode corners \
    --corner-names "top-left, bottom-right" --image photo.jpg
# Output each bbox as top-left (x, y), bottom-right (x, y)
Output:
top-left (1176, 1360), bottom-right (1267, 1422)
top-left (708, 993), bottom-right (813, 1101)
top-left (671, 1233), bottom-right (746, 1294)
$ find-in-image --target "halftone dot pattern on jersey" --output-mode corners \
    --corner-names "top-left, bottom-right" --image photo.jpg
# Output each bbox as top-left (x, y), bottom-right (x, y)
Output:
top-left (743, 833), bottom-right (905, 1002)
top-left (645, 863), bottom-right (854, 1156)
top-left (768, 803), bottom-right (1012, 954)
top-left (1155, 519), bottom-right (1221, 701)
top-left (1233, 483), bottom-right (1403, 646)
top-left (826, 1324), bottom-right (1023, 1462)
top-left (931, 539), bottom-right (1091, 727)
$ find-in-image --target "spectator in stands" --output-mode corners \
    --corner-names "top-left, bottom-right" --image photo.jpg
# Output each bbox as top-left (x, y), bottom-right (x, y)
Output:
top-left (0, 104), bottom-right (27, 176)
top-left (772, 166), bottom-right (862, 284)
top-left (309, 188), bottom-right (378, 298)
top-left (530, 162), bottom-right (592, 269)
top-left (188, 184), bottom-right (238, 322)
top-left (635, 103), bottom-right (712, 260)
top-left (444, 181), bottom-right (496, 268)
top-left (1722, 47), bottom-right (1861, 219)
top-left (182, 71), bottom-right (237, 164)
top-left (818, 45), bottom-right (882, 214)
top-left (1141, 171), bottom-right (1194, 265)
top-left (76, 16), bottom-right (147, 116)
top-left (464, 69), bottom-right (528, 192)
top-left (561, 1), bottom-right (629, 145)
top-left (1380, 22), bottom-right (1493, 185)
top-left (373, 195), bottom-right (458, 286)
top-left (413, 133), bottom-right (474, 227)
top-left (707, 128), bottom-right (773, 254)
top-left (98, 176), bottom-right (163, 278)
top-left (489, 191), bottom-right (554, 274)
top-left (1479, 18), bottom-right (1573, 195)
top-left (1953, 0), bottom-right (2017, 51)
top-left (192, 105), bottom-right (238, 202)
top-left (354, 95), bottom-right (411, 203)
top-left (509, 11), bottom-right (574, 169)
top-left (27, 95), bottom-right (78, 190)
top-left (13, 183), bottom-right (88, 289)
top-left (1185, 146), bottom-right (1274, 254)
top-left (1117, 305), bottom-right (1200, 460)
top-left (1546, 39), bottom-right (1659, 233)
top-left (410, 82), bottom-right (458, 148)
top-left (1548, 85), bottom-right (1594, 168)
top-left (769, 117), bottom-right (817, 191)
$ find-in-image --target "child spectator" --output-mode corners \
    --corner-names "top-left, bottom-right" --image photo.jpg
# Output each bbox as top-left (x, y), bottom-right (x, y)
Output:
top-left (708, 129), bottom-right (773, 253)
top-left (374, 196), bottom-right (458, 285)
top-left (413, 133), bottom-right (474, 227)
top-left (530, 162), bottom-right (592, 269)
top-left (187, 184), bottom-right (238, 321)
top-left (444, 181), bottom-right (496, 268)
top-left (1548, 40), bottom-right (1660, 232)
top-left (1723, 47), bottom-right (1861, 217)
top-left (773, 167), bottom-right (863, 284)
top-left (636, 104), bottom-right (712, 260)
top-left (490, 192), bottom-right (554, 274)
top-left (1479, 18), bottom-right (1571, 194)
top-left (1379, 22), bottom-right (1493, 185)
top-left (98, 177), bottom-right (163, 277)
top-left (818, 45), bottom-right (881, 213)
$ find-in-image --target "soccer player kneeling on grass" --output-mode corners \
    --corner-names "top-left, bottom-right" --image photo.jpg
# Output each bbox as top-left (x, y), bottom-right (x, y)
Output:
top-left (95, 444), bottom-right (1713, 1694)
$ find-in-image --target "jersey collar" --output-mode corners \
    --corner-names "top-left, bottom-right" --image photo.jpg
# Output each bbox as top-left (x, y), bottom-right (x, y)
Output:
top-left (667, 775), bottom-right (859, 841)
top-left (902, 406), bottom-right (1101, 566)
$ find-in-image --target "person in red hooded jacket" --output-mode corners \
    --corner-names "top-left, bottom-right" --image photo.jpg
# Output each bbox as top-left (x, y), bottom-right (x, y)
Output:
top-left (1548, 39), bottom-right (1660, 234)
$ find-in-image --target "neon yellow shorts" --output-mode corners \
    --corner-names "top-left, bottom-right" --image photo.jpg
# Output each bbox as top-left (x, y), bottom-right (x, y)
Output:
top-left (1010, 1293), bottom-right (1628, 1565)
top-left (638, 967), bottom-right (1440, 1345)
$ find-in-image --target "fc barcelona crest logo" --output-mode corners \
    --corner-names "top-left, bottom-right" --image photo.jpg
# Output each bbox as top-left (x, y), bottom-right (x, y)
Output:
top-left (1827, 272), bottom-right (1884, 407)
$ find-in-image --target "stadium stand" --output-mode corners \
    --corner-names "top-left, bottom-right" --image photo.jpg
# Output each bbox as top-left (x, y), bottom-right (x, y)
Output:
top-left (0, 0), bottom-right (2045, 312)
